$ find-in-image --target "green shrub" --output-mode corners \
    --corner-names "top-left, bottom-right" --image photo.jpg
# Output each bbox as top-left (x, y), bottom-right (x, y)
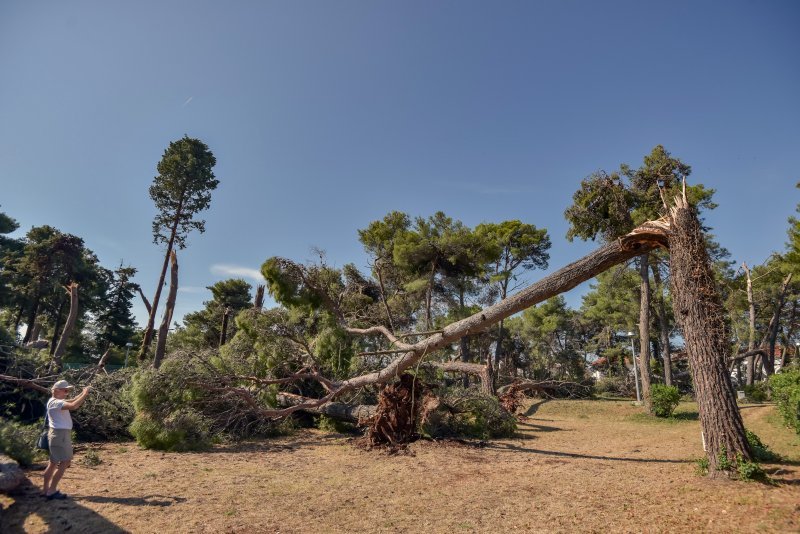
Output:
top-left (650, 384), bottom-right (681, 417)
top-left (130, 408), bottom-right (212, 451)
top-left (0, 419), bottom-right (41, 466)
top-left (317, 414), bottom-right (356, 434)
top-left (770, 369), bottom-right (800, 435)
top-left (743, 382), bottom-right (768, 403)
top-left (420, 389), bottom-right (517, 440)
top-left (746, 430), bottom-right (781, 462)
top-left (593, 376), bottom-right (629, 397)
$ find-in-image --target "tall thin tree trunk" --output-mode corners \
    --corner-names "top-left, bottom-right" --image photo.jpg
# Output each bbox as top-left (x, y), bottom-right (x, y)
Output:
top-left (137, 286), bottom-right (152, 315)
top-left (153, 251), bottom-right (178, 369)
top-left (425, 262), bottom-right (436, 330)
top-left (220, 306), bottom-right (231, 347)
top-left (459, 336), bottom-right (471, 388)
top-left (766, 273), bottom-right (793, 375)
top-left (638, 254), bottom-right (653, 411)
top-left (13, 305), bottom-right (25, 332)
top-left (742, 263), bottom-right (756, 386)
top-left (49, 298), bottom-right (67, 356)
top-left (669, 191), bottom-right (751, 475)
top-left (375, 263), bottom-right (395, 333)
top-left (651, 263), bottom-right (673, 386)
top-left (22, 293), bottom-right (41, 344)
top-left (52, 284), bottom-right (79, 371)
top-left (783, 300), bottom-right (797, 368)
top-left (140, 200), bottom-right (183, 360)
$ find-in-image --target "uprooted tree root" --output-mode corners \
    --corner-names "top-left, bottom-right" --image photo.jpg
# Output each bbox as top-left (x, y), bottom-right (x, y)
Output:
top-left (362, 373), bottom-right (423, 448)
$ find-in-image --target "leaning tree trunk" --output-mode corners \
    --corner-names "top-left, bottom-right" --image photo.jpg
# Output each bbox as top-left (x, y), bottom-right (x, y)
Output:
top-left (669, 192), bottom-right (751, 475)
top-left (153, 251), bottom-right (178, 369)
top-left (52, 283), bottom-right (79, 371)
top-left (137, 286), bottom-right (152, 315)
top-left (139, 200), bottom-right (183, 361)
top-left (638, 254), bottom-right (653, 411)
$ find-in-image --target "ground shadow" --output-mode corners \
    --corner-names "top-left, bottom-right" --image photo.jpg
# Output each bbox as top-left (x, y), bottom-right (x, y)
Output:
top-left (0, 477), bottom-right (129, 534)
top-left (523, 399), bottom-right (550, 417)
top-left (484, 441), bottom-right (691, 464)
top-left (516, 420), bottom-right (564, 433)
top-left (78, 494), bottom-right (187, 507)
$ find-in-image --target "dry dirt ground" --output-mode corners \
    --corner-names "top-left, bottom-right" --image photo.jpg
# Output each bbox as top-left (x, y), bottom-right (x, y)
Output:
top-left (1, 400), bottom-right (798, 533)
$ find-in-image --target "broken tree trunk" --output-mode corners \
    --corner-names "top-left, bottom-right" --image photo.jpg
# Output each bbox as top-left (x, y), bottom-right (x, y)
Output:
top-left (52, 283), bottom-right (79, 371)
top-left (233, 221), bottom-right (669, 421)
top-left (338, 221), bottom-right (669, 393)
top-left (253, 285), bottom-right (265, 310)
top-left (153, 251), bottom-right (178, 369)
top-left (668, 189), bottom-right (752, 474)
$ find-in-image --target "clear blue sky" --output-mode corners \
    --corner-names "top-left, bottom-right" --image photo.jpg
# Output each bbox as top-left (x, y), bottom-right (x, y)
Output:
top-left (1, 1), bottom-right (798, 326)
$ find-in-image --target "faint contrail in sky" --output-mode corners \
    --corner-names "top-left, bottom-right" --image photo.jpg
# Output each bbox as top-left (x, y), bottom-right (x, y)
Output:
top-left (182, 96), bottom-right (193, 107)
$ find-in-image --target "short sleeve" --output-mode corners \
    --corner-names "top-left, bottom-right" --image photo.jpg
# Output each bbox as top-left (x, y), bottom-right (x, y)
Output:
top-left (48, 399), bottom-right (66, 410)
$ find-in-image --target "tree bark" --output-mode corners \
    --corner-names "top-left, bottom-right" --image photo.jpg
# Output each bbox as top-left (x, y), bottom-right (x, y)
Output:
top-left (52, 283), bottom-right (79, 371)
top-left (638, 255), bottom-right (653, 411)
top-left (668, 192), bottom-right (751, 475)
top-left (153, 251), bottom-right (178, 369)
top-left (651, 264), bottom-right (673, 386)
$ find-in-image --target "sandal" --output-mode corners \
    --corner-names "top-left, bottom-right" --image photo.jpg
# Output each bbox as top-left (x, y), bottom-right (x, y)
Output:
top-left (46, 491), bottom-right (67, 500)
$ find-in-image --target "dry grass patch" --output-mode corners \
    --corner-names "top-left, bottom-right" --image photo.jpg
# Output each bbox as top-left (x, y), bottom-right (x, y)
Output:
top-left (1, 400), bottom-right (798, 533)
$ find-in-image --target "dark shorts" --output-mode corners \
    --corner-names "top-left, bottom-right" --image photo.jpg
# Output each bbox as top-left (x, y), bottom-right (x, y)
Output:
top-left (48, 429), bottom-right (73, 463)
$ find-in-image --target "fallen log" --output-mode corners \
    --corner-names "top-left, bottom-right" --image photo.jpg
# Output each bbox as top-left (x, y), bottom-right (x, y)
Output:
top-left (276, 392), bottom-right (376, 423)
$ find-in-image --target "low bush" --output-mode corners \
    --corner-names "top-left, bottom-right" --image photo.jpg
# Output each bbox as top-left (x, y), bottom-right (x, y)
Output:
top-left (770, 368), bottom-right (800, 435)
top-left (129, 408), bottom-right (213, 452)
top-left (593, 376), bottom-right (631, 397)
top-left (650, 384), bottom-right (681, 417)
top-left (0, 419), bottom-right (41, 466)
top-left (743, 382), bottom-right (768, 403)
top-left (420, 388), bottom-right (517, 440)
top-left (746, 430), bottom-right (781, 462)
